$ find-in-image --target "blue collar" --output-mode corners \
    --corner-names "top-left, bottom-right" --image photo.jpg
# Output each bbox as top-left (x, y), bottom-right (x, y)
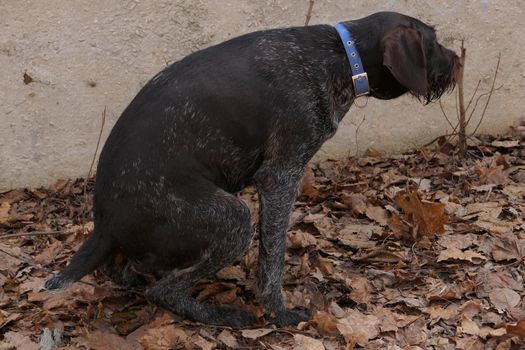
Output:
top-left (334, 23), bottom-right (370, 97)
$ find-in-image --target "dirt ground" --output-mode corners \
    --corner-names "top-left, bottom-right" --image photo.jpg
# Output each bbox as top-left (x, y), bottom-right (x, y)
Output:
top-left (0, 126), bottom-right (524, 349)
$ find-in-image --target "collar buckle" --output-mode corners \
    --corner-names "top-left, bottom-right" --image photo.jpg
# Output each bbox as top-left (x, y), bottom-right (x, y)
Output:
top-left (352, 72), bottom-right (370, 97)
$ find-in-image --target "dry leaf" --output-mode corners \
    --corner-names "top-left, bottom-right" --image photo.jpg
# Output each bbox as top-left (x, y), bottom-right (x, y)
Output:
top-left (365, 206), bottom-right (389, 226)
top-left (196, 282), bottom-right (235, 301)
top-left (315, 257), bottom-right (335, 277)
top-left (0, 202), bottom-right (11, 224)
top-left (427, 279), bottom-right (475, 301)
top-left (0, 243), bottom-right (25, 271)
top-left (192, 335), bottom-right (216, 350)
top-left (374, 306), bottom-right (419, 332)
top-left (462, 202), bottom-right (515, 234)
top-left (348, 276), bottom-right (372, 305)
top-left (300, 166), bottom-right (320, 199)
top-left (138, 325), bottom-right (188, 350)
top-left (214, 288), bottom-right (238, 304)
top-left (288, 230), bottom-right (317, 249)
top-left (240, 328), bottom-right (274, 340)
top-left (303, 214), bottom-right (334, 237)
top-left (217, 329), bottom-right (239, 348)
top-left (385, 296), bottom-right (426, 309)
top-left (338, 223), bottom-right (381, 249)
top-left (336, 309), bottom-right (380, 346)
top-left (216, 265), bottom-right (246, 281)
top-left (460, 300), bottom-right (483, 319)
top-left (478, 326), bottom-right (507, 339)
top-left (395, 190), bottom-right (448, 237)
top-left (437, 233), bottom-right (476, 250)
top-left (506, 320), bottom-right (525, 337)
top-left (395, 317), bottom-right (429, 346)
top-left (458, 315), bottom-right (481, 336)
top-left (455, 336), bottom-right (485, 350)
top-left (476, 163), bottom-right (510, 185)
top-left (491, 234), bottom-right (523, 261)
top-left (489, 288), bottom-right (521, 312)
top-left (503, 184), bottom-right (525, 200)
top-left (425, 305), bottom-right (457, 324)
top-left (0, 331), bottom-right (39, 350)
top-left (34, 240), bottom-right (63, 264)
top-left (476, 269), bottom-right (523, 297)
top-left (78, 331), bottom-right (139, 350)
top-left (492, 140), bottom-right (520, 148)
top-left (312, 311), bottom-right (339, 335)
top-left (437, 247), bottom-right (486, 263)
top-left (293, 334), bottom-right (325, 350)
top-left (342, 192), bottom-right (367, 215)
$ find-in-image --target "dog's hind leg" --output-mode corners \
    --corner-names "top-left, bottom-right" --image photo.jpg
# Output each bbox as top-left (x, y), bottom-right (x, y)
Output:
top-left (145, 188), bottom-right (255, 327)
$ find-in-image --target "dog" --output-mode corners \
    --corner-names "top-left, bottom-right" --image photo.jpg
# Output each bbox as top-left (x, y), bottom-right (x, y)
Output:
top-left (46, 11), bottom-right (460, 327)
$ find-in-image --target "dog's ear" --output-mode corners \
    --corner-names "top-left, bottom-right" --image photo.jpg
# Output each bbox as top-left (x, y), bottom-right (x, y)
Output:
top-left (381, 25), bottom-right (428, 95)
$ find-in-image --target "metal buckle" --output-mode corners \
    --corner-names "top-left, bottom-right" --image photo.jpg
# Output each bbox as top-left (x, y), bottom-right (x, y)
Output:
top-left (352, 72), bottom-right (369, 97)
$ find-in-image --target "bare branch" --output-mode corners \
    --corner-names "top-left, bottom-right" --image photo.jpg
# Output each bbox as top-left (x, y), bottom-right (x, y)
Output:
top-left (457, 41), bottom-right (467, 158)
top-left (0, 230), bottom-right (70, 240)
top-left (465, 79), bottom-right (482, 113)
top-left (469, 53), bottom-right (501, 137)
top-left (81, 107), bottom-right (107, 226)
top-left (304, 0), bottom-right (315, 26)
top-left (438, 99), bottom-right (457, 130)
top-left (355, 114), bottom-right (366, 157)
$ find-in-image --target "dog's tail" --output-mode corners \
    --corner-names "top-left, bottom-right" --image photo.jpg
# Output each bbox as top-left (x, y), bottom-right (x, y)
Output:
top-left (45, 227), bottom-right (113, 290)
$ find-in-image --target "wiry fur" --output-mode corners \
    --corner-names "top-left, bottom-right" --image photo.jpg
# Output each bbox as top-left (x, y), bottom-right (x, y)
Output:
top-left (45, 12), bottom-right (459, 326)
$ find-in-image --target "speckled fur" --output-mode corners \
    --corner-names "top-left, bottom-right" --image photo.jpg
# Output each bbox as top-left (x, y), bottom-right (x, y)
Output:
top-left (45, 12), bottom-right (459, 326)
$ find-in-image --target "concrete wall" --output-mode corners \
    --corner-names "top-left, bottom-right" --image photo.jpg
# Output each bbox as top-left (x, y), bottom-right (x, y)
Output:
top-left (1, 0), bottom-right (523, 190)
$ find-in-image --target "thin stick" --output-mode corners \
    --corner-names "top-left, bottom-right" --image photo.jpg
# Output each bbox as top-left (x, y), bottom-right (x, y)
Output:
top-left (457, 41), bottom-right (467, 158)
top-left (469, 53), bottom-right (501, 136)
top-left (439, 99), bottom-right (456, 130)
top-left (355, 114), bottom-right (366, 157)
top-left (304, 0), bottom-right (315, 26)
top-left (81, 107), bottom-right (107, 226)
top-left (0, 230), bottom-right (70, 240)
top-left (465, 79), bottom-right (481, 112)
top-left (465, 85), bottom-right (503, 127)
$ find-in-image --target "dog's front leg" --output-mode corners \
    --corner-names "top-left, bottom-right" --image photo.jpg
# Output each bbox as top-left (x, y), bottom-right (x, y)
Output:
top-left (254, 165), bottom-right (308, 326)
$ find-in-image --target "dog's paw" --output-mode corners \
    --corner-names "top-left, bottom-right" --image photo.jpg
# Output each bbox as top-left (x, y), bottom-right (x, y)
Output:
top-left (271, 309), bottom-right (309, 327)
top-left (44, 274), bottom-right (72, 290)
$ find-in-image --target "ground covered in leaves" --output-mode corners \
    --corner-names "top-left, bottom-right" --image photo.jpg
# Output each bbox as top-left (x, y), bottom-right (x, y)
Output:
top-left (1, 127), bottom-right (524, 350)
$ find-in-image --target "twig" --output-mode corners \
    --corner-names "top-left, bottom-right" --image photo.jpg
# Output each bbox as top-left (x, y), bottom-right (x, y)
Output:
top-left (438, 99), bottom-right (457, 130)
top-left (81, 107), bottom-right (107, 227)
top-left (457, 41), bottom-right (467, 158)
top-left (469, 53), bottom-right (501, 136)
top-left (0, 230), bottom-right (70, 240)
top-left (304, 0), bottom-right (315, 26)
top-left (465, 79), bottom-right (482, 113)
top-left (354, 114), bottom-right (366, 157)
top-left (465, 85), bottom-right (503, 127)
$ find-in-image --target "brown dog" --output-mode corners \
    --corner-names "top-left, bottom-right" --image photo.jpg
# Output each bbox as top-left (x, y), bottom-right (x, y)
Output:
top-left (46, 12), bottom-right (460, 326)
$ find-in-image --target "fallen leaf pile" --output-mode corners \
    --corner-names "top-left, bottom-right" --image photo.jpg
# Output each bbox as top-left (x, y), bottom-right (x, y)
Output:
top-left (0, 129), bottom-right (524, 349)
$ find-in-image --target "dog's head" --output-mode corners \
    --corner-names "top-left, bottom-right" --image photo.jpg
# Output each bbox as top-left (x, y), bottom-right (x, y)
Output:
top-left (349, 12), bottom-right (461, 103)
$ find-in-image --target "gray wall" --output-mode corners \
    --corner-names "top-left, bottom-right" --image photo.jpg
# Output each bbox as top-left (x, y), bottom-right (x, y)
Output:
top-left (1, 0), bottom-right (524, 190)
